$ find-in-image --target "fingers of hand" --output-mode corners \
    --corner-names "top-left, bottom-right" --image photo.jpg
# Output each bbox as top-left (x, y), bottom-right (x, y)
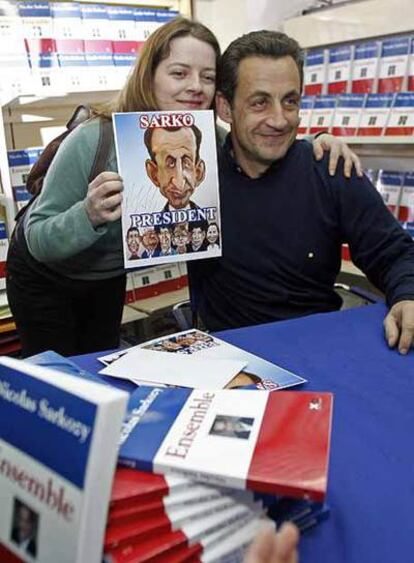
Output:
top-left (398, 304), bottom-right (414, 355)
top-left (328, 145), bottom-right (341, 176)
top-left (88, 171), bottom-right (122, 190)
top-left (384, 311), bottom-right (399, 348)
top-left (312, 138), bottom-right (324, 160)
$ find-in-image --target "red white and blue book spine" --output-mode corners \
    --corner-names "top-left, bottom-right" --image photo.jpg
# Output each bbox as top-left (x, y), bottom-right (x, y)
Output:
top-left (304, 48), bottom-right (326, 95)
top-left (0, 221), bottom-right (8, 289)
top-left (107, 4), bottom-right (139, 88)
top-left (80, 3), bottom-right (116, 90)
top-left (105, 489), bottom-right (262, 550)
top-left (331, 93), bottom-right (366, 136)
top-left (357, 93), bottom-right (394, 136)
top-left (327, 44), bottom-right (354, 94)
top-left (399, 172), bottom-right (414, 223)
top-left (0, 1), bottom-right (29, 102)
top-left (105, 502), bottom-right (264, 562)
top-left (109, 483), bottom-right (233, 524)
top-left (308, 95), bottom-right (337, 134)
top-left (351, 40), bottom-right (381, 94)
top-left (118, 387), bottom-right (333, 502)
top-left (7, 147), bottom-right (43, 208)
top-left (377, 170), bottom-right (405, 217)
top-left (384, 92), bottom-right (414, 135)
top-left (408, 37), bottom-right (414, 92)
top-left (134, 8), bottom-right (159, 42)
top-left (298, 96), bottom-right (315, 135)
top-left (377, 36), bottom-right (410, 93)
top-left (110, 467), bottom-right (189, 508)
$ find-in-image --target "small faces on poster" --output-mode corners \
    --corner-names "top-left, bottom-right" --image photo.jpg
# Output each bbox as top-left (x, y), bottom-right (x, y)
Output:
top-left (113, 110), bottom-right (221, 268)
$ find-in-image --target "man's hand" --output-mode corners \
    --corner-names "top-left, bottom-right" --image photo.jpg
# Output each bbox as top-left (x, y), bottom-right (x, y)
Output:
top-left (312, 133), bottom-right (363, 178)
top-left (384, 300), bottom-right (414, 355)
top-left (84, 171), bottom-right (123, 228)
top-left (244, 522), bottom-right (299, 563)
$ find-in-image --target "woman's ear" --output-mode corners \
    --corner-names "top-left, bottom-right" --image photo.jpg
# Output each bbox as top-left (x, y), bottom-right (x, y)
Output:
top-left (216, 92), bottom-right (232, 124)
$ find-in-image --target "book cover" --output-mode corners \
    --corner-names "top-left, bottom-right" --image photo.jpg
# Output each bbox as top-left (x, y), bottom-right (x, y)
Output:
top-left (99, 328), bottom-right (306, 391)
top-left (384, 92), bottom-right (414, 135)
top-left (351, 40), bottom-right (381, 94)
top-left (399, 172), bottom-right (414, 222)
top-left (0, 221), bottom-right (9, 290)
top-left (377, 36), bottom-right (410, 93)
top-left (307, 95), bottom-right (337, 135)
top-left (327, 44), bottom-right (354, 94)
top-left (357, 93), bottom-right (394, 136)
top-left (298, 96), bottom-right (315, 135)
top-left (304, 49), bottom-right (326, 95)
top-left (331, 93), bottom-right (365, 136)
top-left (113, 110), bottom-right (221, 268)
top-left (0, 356), bottom-right (128, 563)
top-left (118, 387), bottom-right (333, 501)
top-left (409, 37), bottom-right (414, 91)
top-left (377, 170), bottom-right (405, 217)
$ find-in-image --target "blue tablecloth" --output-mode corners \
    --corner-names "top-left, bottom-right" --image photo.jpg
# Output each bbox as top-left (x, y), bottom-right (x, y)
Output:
top-left (74, 303), bottom-right (414, 563)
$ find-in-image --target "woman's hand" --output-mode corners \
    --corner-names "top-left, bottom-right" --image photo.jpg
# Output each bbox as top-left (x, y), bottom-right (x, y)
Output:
top-left (312, 133), bottom-right (363, 178)
top-left (85, 171), bottom-right (123, 228)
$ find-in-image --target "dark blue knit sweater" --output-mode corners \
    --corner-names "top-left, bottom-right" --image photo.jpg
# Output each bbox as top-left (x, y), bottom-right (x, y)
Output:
top-left (190, 137), bottom-right (414, 331)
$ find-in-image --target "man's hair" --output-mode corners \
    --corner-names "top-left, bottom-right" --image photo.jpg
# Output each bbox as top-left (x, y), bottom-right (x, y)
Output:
top-left (144, 125), bottom-right (203, 163)
top-left (218, 30), bottom-right (304, 105)
top-left (126, 226), bottom-right (139, 237)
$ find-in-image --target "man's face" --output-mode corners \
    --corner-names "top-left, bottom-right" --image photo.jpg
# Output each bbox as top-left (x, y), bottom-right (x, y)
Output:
top-left (173, 224), bottom-right (190, 249)
top-left (127, 229), bottom-right (140, 254)
top-left (16, 507), bottom-right (34, 541)
top-left (158, 227), bottom-right (172, 251)
top-left (191, 227), bottom-right (205, 247)
top-left (142, 228), bottom-right (159, 251)
top-left (207, 224), bottom-right (219, 244)
top-left (146, 128), bottom-right (205, 209)
top-left (217, 56), bottom-right (301, 178)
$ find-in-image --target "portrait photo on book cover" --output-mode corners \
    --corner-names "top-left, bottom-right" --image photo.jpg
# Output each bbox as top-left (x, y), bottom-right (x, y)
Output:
top-left (10, 497), bottom-right (39, 559)
top-left (209, 415), bottom-right (255, 440)
top-left (113, 110), bottom-right (222, 268)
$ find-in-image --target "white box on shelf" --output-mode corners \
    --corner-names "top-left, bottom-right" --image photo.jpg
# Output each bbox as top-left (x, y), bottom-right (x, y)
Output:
top-left (351, 40), bottom-right (381, 94)
top-left (331, 94), bottom-right (365, 136)
top-left (357, 93), bottom-right (394, 136)
top-left (377, 36), bottom-right (410, 94)
top-left (327, 44), bottom-right (354, 95)
top-left (304, 48), bottom-right (327, 96)
top-left (309, 95), bottom-right (337, 134)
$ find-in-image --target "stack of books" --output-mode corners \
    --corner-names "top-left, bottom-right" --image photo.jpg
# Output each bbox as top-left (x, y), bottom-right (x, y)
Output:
top-left (103, 385), bottom-right (333, 562)
top-left (24, 344), bottom-right (334, 561)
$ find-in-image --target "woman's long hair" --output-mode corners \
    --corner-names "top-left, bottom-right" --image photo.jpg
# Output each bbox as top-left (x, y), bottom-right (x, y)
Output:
top-left (93, 17), bottom-right (221, 118)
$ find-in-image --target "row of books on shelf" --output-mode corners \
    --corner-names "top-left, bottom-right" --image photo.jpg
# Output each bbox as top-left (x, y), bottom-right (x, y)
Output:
top-left (299, 91), bottom-right (414, 136)
top-left (0, 1), bottom-right (178, 101)
top-left (304, 34), bottom-right (414, 96)
top-left (0, 338), bottom-right (333, 562)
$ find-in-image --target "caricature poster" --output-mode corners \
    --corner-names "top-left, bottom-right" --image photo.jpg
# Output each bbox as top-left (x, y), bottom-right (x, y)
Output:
top-left (113, 110), bottom-right (221, 268)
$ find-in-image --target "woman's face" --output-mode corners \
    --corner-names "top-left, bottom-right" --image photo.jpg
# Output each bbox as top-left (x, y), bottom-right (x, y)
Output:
top-left (153, 35), bottom-right (216, 111)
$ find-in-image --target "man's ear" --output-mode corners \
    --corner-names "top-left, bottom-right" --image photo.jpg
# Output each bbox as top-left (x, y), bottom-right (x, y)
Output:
top-left (145, 159), bottom-right (160, 187)
top-left (195, 159), bottom-right (206, 185)
top-left (216, 92), bottom-right (232, 124)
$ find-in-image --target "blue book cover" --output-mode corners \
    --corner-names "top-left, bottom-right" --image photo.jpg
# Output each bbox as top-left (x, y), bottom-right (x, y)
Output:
top-left (0, 356), bottom-right (127, 563)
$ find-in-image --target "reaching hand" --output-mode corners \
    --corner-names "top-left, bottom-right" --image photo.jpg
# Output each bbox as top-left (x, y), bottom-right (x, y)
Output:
top-left (244, 522), bottom-right (300, 563)
top-left (84, 171), bottom-right (123, 228)
top-left (312, 133), bottom-right (363, 178)
top-left (384, 300), bottom-right (414, 355)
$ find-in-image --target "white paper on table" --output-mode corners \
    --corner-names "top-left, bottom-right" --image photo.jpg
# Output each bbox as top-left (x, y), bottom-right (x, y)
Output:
top-left (99, 348), bottom-right (247, 390)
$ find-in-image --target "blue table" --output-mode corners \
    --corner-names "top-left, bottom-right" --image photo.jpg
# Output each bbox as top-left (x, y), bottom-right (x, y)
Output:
top-left (74, 303), bottom-right (414, 563)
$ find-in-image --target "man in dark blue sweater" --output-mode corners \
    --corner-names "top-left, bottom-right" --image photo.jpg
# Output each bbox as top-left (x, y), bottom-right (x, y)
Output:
top-left (191, 30), bottom-right (414, 355)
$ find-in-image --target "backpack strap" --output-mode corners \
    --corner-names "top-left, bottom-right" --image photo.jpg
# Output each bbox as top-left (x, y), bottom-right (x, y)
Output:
top-left (88, 117), bottom-right (113, 183)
